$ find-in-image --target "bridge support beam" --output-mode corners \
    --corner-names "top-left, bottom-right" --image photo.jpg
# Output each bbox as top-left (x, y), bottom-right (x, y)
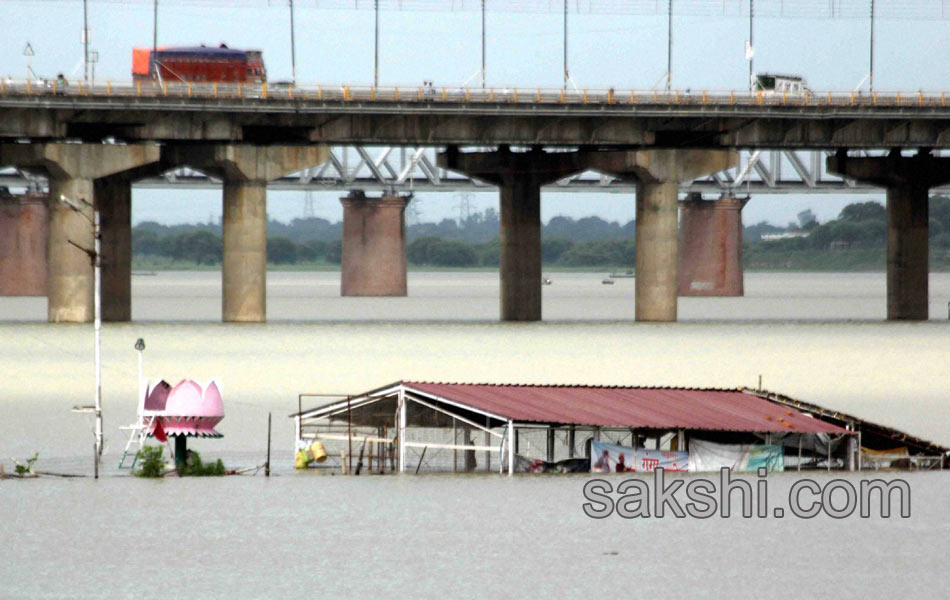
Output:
top-left (828, 150), bottom-right (950, 320)
top-left (438, 147), bottom-right (585, 321)
top-left (678, 193), bottom-right (748, 297)
top-left (340, 191), bottom-right (410, 296)
top-left (0, 143), bottom-right (160, 322)
top-left (167, 144), bottom-right (327, 322)
top-left (586, 150), bottom-right (738, 322)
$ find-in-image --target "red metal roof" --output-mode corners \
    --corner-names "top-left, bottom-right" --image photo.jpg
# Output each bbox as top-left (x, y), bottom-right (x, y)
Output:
top-left (404, 382), bottom-right (849, 434)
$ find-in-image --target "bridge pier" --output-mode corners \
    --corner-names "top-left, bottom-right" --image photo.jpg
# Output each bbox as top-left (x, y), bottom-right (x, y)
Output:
top-left (0, 190), bottom-right (48, 297)
top-left (587, 150), bottom-right (738, 322)
top-left (438, 147), bottom-right (585, 321)
top-left (828, 150), bottom-right (950, 320)
top-left (340, 191), bottom-right (410, 296)
top-left (95, 175), bottom-right (133, 321)
top-left (167, 145), bottom-right (327, 322)
top-left (678, 192), bottom-right (748, 297)
top-left (0, 143), bottom-right (160, 322)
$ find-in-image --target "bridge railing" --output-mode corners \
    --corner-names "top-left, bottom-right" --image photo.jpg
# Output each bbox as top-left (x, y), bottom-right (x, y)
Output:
top-left (0, 79), bottom-right (947, 109)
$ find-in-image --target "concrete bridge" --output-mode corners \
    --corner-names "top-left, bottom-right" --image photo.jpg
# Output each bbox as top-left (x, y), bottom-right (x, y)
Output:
top-left (2, 82), bottom-right (949, 323)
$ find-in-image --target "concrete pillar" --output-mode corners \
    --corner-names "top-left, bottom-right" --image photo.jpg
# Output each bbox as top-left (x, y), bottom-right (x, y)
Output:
top-left (222, 181), bottom-right (267, 321)
top-left (437, 147), bottom-right (585, 321)
top-left (95, 176), bottom-right (132, 321)
top-left (0, 190), bottom-right (48, 296)
top-left (585, 150), bottom-right (738, 322)
top-left (0, 143), bottom-right (160, 322)
top-left (678, 193), bottom-right (748, 297)
top-left (827, 150), bottom-right (950, 321)
top-left (886, 183), bottom-right (930, 320)
top-left (636, 180), bottom-right (679, 321)
top-left (499, 177), bottom-right (543, 320)
top-left (166, 144), bottom-right (328, 322)
top-left (340, 191), bottom-right (409, 296)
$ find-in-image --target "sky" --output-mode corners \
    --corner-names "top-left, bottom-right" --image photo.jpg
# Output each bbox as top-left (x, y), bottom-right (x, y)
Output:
top-left (5, 0), bottom-right (949, 226)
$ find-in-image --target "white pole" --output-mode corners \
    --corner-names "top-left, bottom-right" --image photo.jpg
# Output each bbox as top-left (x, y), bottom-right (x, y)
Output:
top-left (374, 0), bottom-right (380, 88)
top-left (869, 0), bottom-right (875, 93)
top-left (289, 0), bottom-right (297, 85)
top-left (562, 0), bottom-right (568, 90)
top-left (507, 420), bottom-right (515, 476)
top-left (398, 388), bottom-right (406, 473)
top-left (666, 0), bottom-right (672, 91)
top-left (481, 0), bottom-right (486, 89)
top-left (137, 348), bottom-right (143, 408)
top-left (748, 0), bottom-right (755, 91)
top-left (83, 0), bottom-right (90, 83)
top-left (93, 206), bottom-right (102, 467)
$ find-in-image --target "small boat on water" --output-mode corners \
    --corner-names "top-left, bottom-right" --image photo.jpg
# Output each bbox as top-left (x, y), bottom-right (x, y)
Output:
top-left (608, 270), bottom-right (635, 279)
top-left (542, 277), bottom-right (552, 285)
top-left (601, 279), bottom-right (615, 285)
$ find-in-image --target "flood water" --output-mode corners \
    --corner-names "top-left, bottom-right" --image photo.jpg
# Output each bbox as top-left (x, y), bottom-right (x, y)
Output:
top-left (1, 270), bottom-right (948, 598)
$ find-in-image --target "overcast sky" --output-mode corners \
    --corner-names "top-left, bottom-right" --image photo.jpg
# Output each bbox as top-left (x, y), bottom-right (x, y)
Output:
top-left (7, 1), bottom-right (948, 226)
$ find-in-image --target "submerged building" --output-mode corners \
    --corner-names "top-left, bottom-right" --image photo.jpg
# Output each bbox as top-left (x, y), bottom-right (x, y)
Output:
top-left (293, 382), bottom-right (948, 475)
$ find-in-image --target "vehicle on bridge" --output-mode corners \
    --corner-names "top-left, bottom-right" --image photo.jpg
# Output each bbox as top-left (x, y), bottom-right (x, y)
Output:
top-left (132, 44), bottom-right (266, 84)
top-left (754, 73), bottom-right (808, 96)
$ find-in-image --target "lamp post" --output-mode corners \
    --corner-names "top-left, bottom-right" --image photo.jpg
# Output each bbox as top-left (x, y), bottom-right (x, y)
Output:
top-left (61, 194), bottom-right (102, 477)
top-left (135, 338), bottom-right (145, 409)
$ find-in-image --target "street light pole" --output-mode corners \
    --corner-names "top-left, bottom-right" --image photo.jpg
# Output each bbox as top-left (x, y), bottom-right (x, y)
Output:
top-left (60, 194), bottom-right (102, 477)
top-left (748, 0), bottom-right (755, 91)
top-left (83, 0), bottom-right (90, 82)
top-left (135, 338), bottom-right (146, 410)
top-left (153, 0), bottom-right (158, 54)
top-left (563, 0), bottom-right (568, 90)
top-left (869, 0), bottom-right (875, 93)
top-left (93, 205), bottom-right (102, 466)
top-left (290, 0), bottom-right (297, 85)
top-left (666, 0), bottom-right (673, 91)
top-left (481, 0), bottom-right (486, 89)
top-left (374, 0), bottom-right (380, 88)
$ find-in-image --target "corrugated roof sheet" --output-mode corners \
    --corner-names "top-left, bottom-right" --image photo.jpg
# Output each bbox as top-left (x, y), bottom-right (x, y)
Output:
top-left (404, 382), bottom-right (849, 434)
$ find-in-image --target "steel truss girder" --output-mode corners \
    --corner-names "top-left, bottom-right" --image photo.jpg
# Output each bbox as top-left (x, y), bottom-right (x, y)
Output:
top-left (2, 148), bottom-right (946, 196)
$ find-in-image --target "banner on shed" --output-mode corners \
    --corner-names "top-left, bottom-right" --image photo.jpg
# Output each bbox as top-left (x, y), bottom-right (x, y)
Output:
top-left (687, 439), bottom-right (784, 472)
top-left (591, 441), bottom-right (689, 473)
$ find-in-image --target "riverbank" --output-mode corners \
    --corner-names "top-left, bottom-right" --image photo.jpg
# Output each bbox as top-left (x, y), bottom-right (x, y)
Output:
top-left (131, 248), bottom-right (950, 273)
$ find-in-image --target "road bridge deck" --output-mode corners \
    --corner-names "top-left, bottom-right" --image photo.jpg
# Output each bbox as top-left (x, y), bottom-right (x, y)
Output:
top-left (2, 81), bottom-right (949, 149)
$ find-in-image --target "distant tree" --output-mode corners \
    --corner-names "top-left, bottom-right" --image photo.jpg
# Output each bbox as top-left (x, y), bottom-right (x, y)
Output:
top-left (541, 238), bottom-right (574, 263)
top-left (267, 237), bottom-right (298, 264)
top-left (407, 237), bottom-right (476, 266)
top-left (743, 221), bottom-right (784, 242)
top-left (839, 201), bottom-right (885, 222)
top-left (407, 237), bottom-right (443, 264)
top-left (475, 239), bottom-right (499, 267)
top-left (325, 240), bottom-right (342, 264)
top-left (297, 239), bottom-right (328, 262)
top-left (132, 229), bottom-right (162, 256)
top-left (427, 239), bottom-right (477, 267)
top-left (168, 231), bottom-right (222, 265)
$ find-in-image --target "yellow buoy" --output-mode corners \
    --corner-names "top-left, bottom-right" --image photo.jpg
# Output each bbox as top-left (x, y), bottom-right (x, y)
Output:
top-left (295, 449), bottom-right (311, 470)
top-left (310, 441), bottom-right (328, 463)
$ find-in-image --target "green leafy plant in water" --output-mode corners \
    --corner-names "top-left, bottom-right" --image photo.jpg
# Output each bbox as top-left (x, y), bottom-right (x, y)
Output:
top-left (179, 450), bottom-right (226, 477)
top-left (134, 445), bottom-right (166, 478)
top-left (15, 452), bottom-right (39, 475)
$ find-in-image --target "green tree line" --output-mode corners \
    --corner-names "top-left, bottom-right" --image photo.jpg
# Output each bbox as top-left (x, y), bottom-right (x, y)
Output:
top-left (132, 197), bottom-right (950, 269)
